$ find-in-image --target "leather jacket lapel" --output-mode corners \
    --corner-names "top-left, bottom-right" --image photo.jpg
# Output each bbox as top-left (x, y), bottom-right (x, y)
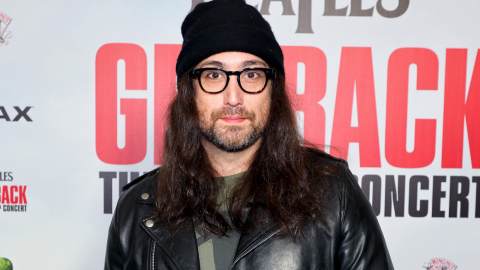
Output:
top-left (231, 207), bottom-right (281, 268)
top-left (141, 217), bottom-right (200, 270)
top-left (233, 227), bottom-right (281, 268)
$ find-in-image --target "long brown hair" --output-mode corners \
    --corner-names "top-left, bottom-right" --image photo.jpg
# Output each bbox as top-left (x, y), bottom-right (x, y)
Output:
top-left (155, 72), bottom-right (333, 237)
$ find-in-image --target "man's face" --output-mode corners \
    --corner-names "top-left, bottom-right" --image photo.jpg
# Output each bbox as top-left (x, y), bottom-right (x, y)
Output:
top-left (194, 51), bottom-right (271, 152)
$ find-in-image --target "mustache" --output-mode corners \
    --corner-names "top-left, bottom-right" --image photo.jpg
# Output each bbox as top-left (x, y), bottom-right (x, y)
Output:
top-left (210, 107), bottom-right (256, 122)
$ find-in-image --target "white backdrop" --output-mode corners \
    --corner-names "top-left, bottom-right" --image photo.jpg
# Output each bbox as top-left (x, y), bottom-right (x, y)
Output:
top-left (1, 0), bottom-right (479, 269)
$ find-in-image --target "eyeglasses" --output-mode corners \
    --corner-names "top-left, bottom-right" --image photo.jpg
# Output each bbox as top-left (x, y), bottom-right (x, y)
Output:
top-left (191, 68), bottom-right (275, 94)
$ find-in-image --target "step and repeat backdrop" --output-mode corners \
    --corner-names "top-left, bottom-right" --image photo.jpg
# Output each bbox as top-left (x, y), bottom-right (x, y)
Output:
top-left (1, 0), bottom-right (479, 269)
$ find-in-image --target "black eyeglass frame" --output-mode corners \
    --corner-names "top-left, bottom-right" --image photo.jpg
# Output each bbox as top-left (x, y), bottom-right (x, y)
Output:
top-left (191, 67), bottom-right (276, 94)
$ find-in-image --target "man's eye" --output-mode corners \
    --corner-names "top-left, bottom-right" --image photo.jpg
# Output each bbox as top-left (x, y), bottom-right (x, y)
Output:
top-left (244, 71), bottom-right (259, 79)
top-left (243, 70), bottom-right (266, 81)
top-left (206, 71), bottom-right (223, 79)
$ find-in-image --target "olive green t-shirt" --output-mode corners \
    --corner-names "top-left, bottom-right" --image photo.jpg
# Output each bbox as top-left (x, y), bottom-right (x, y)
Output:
top-left (195, 172), bottom-right (245, 270)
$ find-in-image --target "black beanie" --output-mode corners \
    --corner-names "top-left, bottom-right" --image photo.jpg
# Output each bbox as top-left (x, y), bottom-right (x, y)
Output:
top-left (175, 0), bottom-right (285, 80)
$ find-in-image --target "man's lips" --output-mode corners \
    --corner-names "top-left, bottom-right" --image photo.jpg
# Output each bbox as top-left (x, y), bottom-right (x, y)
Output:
top-left (220, 116), bottom-right (246, 124)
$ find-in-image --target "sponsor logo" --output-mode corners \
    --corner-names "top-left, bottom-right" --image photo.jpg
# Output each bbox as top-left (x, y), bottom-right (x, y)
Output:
top-left (0, 258), bottom-right (12, 270)
top-left (0, 11), bottom-right (13, 46)
top-left (0, 172), bottom-right (28, 213)
top-left (423, 258), bottom-right (458, 270)
top-left (0, 106), bottom-right (34, 122)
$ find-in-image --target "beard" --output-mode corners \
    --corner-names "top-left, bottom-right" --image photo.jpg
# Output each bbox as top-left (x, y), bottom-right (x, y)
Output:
top-left (199, 106), bottom-right (268, 152)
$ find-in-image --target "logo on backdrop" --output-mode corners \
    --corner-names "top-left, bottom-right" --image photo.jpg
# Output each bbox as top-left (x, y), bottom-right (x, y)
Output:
top-left (191, 0), bottom-right (410, 33)
top-left (0, 172), bottom-right (28, 212)
top-left (0, 106), bottom-right (33, 122)
top-left (95, 43), bottom-right (480, 216)
top-left (423, 258), bottom-right (458, 270)
top-left (0, 11), bottom-right (13, 46)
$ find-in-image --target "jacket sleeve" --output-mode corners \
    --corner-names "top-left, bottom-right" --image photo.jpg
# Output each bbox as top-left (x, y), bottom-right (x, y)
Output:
top-left (104, 194), bottom-right (125, 270)
top-left (335, 164), bottom-right (394, 270)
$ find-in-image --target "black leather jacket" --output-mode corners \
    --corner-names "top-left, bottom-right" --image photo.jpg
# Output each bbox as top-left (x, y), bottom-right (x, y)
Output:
top-left (105, 154), bottom-right (394, 270)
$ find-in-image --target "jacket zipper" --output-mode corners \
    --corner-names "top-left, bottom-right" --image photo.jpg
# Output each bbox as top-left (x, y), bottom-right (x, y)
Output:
top-left (230, 228), bottom-right (281, 270)
top-left (151, 240), bottom-right (156, 270)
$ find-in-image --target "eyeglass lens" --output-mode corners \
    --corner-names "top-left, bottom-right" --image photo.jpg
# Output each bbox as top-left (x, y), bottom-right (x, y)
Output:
top-left (200, 69), bottom-right (267, 93)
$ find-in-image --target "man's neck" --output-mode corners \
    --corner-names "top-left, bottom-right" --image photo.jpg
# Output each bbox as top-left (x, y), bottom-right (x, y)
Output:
top-left (201, 137), bottom-right (261, 177)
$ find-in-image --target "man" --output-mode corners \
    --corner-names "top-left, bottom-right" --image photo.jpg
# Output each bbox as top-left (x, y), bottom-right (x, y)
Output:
top-left (105, 0), bottom-right (394, 269)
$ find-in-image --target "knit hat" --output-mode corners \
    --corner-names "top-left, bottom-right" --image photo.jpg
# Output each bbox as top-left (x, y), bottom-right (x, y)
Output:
top-left (175, 0), bottom-right (284, 80)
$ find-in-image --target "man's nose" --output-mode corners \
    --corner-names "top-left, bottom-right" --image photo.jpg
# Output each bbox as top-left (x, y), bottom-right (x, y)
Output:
top-left (223, 76), bottom-right (244, 107)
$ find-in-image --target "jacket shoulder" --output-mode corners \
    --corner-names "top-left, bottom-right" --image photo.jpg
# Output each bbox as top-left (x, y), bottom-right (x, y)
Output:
top-left (115, 168), bottom-right (159, 207)
top-left (305, 147), bottom-right (349, 177)
top-left (122, 168), bottom-right (160, 192)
